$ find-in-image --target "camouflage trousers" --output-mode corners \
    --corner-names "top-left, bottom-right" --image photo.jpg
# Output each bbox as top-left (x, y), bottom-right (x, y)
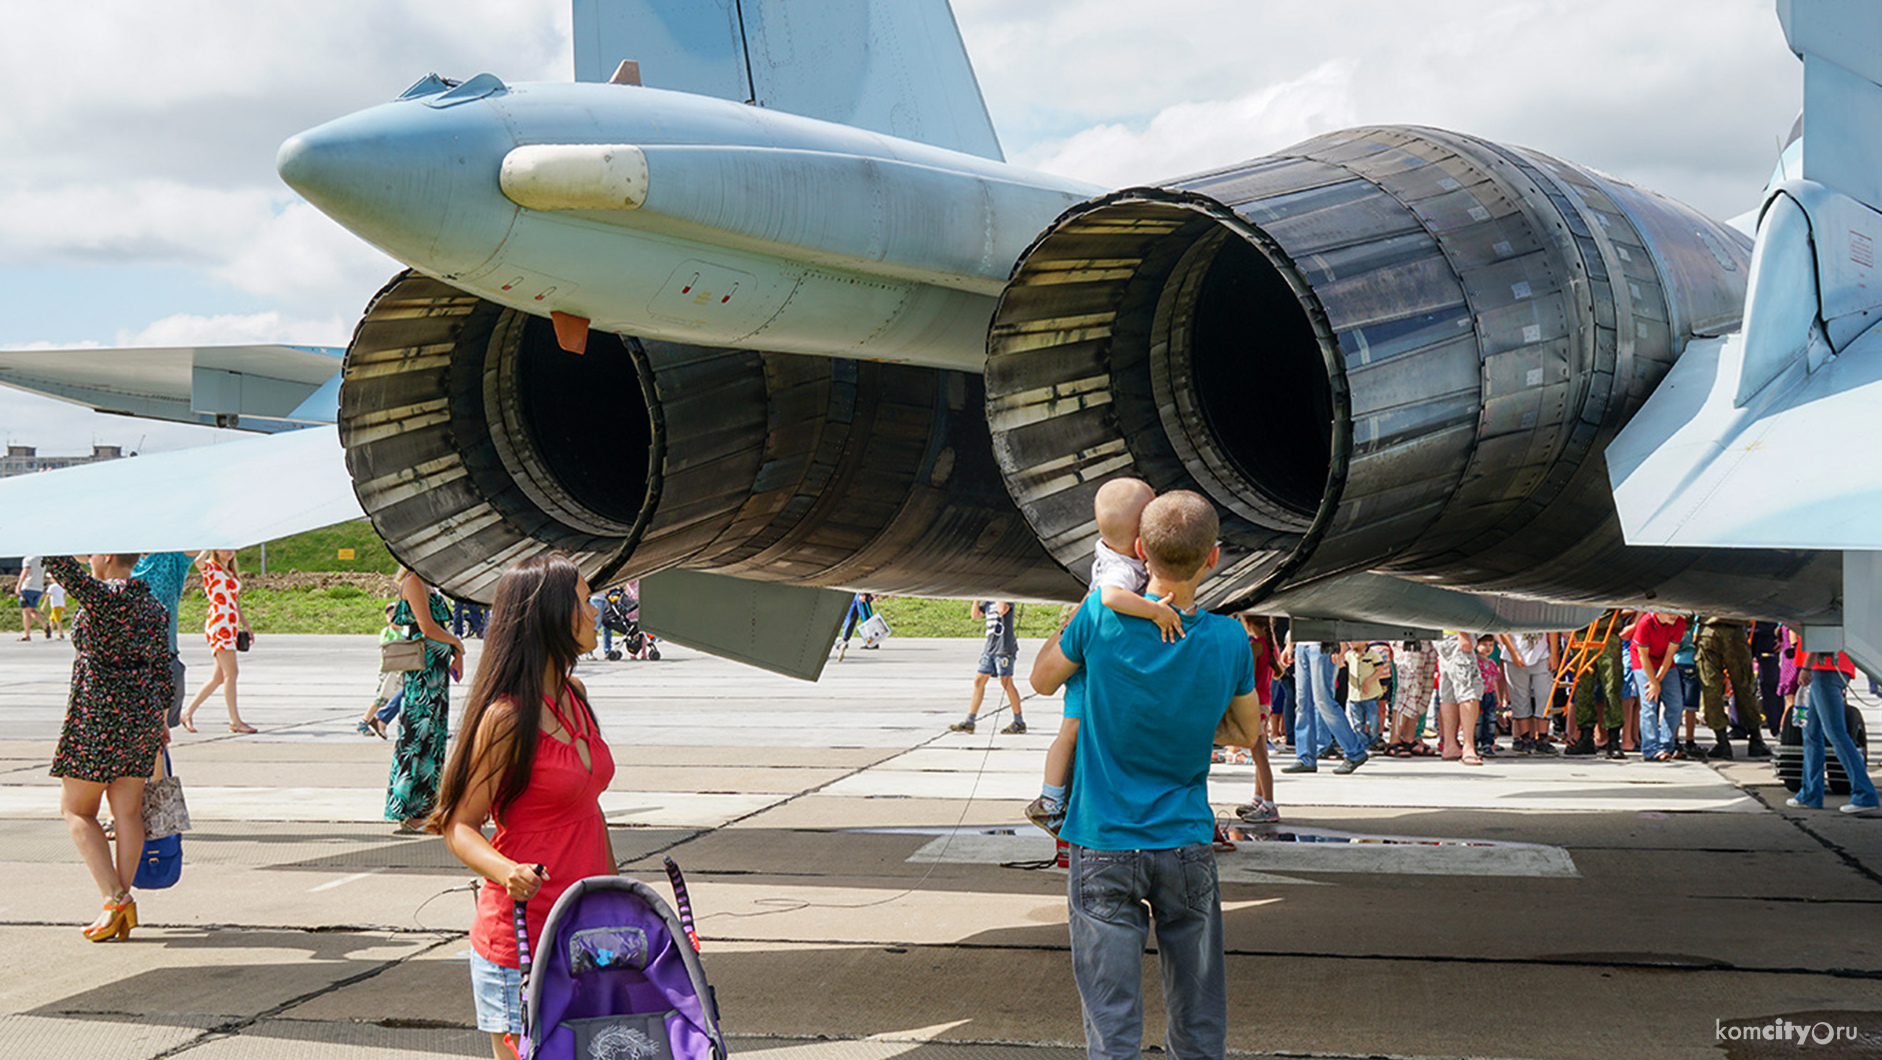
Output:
top-left (1571, 639), bottom-right (1625, 730)
top-left (1697, 623), bottom-right (1763, 732)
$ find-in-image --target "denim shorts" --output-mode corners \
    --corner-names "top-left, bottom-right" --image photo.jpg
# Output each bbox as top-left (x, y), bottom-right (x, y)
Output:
top-left (17, 590), bottom-right (40, 609)
top-left (976, 652), bottom-right (1015, 677)
top-left (469, 951), bottom-right (523, 1034)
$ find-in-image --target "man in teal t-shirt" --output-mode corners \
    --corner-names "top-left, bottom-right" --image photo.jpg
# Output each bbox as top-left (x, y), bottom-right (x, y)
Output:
top-left (1031, 490), bottom-right (1258, 1060)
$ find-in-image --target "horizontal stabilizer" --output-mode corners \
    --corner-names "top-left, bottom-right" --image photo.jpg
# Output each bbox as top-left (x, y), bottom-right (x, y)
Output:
top-left (0, 425), bottom-right (363, 555)
top-left (637, 569), bottom-right (855, 681)
top-left (572, 0), bottom-right (1003, 161)
top-left (0, 344), bottom-right (342, 431)
top-left (1609, 327), bottom-right (1882, 548)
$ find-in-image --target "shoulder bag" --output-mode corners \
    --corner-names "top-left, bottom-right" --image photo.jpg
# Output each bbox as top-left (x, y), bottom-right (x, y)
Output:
top-left (381, 636), bottom-right (427, 673)
top-left (135, 748), bottom-right (189, 889)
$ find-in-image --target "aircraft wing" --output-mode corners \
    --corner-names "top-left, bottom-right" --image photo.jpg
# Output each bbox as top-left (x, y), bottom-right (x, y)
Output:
top-left (0, 344), bottom-right (342, 432)
top-left (571, 0), bottom-right (1003, 161)
top-left (0, 425), bottom-right (363, 555)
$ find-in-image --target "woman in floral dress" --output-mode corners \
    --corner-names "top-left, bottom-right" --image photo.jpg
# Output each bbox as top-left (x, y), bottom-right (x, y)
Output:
top-left (46, 553), bottom-right (173, 941)
top-left (181, 549), bottom-right (255, 733)
top-left (387, 567), bottom-right (465, 833)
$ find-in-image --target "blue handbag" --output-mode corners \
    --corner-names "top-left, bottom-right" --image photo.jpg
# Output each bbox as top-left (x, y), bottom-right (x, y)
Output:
top-left (134, 748), bottom-right (187, 890)
top-left (134, 832), bottom-right (182, 889)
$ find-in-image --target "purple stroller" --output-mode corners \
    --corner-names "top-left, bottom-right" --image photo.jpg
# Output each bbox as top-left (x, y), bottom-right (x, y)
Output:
top-left (512, 860), bottom-right (725, 1060)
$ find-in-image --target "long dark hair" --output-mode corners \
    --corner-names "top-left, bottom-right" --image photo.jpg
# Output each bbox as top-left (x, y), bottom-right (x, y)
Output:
top-left (428, 553), bottom-right (591, 830)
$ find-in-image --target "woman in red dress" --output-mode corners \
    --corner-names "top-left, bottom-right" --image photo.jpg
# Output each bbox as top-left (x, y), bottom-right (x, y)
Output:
top-left (180, 549), bottom-right (255, 733)
top-left (431, 554), bottom-right (611, 1060)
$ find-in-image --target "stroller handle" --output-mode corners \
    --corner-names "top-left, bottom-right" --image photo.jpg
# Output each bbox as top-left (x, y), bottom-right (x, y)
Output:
top-left (511, 865), bottom-right (547, 984)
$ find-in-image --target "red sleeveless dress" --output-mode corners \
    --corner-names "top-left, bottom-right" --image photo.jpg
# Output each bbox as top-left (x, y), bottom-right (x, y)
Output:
top-left (470, 689), bottom-right (616, 968)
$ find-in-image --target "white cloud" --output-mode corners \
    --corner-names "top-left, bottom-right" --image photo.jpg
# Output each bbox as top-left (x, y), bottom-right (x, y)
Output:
top-left (959, 0), bottom-right (1798, 221)
top-left (1019, 61), bottom-right (1360, 188)
top-left (115, 311), bottom-right (350, 349)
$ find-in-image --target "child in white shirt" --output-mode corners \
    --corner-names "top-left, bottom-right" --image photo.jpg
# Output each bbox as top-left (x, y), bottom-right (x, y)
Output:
top-left (1027, 478), bottom-right (1184, 836)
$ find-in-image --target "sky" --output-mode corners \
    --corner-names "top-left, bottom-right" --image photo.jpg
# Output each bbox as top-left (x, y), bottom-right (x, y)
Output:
top-left (0, 0), bottom-right (1803, 454)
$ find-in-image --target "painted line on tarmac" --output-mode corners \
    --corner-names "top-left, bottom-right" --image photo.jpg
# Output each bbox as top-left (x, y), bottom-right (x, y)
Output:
top-left (308, 866), bottom-right (387, 892)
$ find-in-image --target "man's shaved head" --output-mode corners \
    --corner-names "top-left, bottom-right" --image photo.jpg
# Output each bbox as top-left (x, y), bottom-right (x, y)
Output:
top-left (1138, 491), bottom-right (1219, 580)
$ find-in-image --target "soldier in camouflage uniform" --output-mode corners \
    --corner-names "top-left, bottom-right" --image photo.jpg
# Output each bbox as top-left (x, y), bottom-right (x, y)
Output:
top-left (1566, 609), bottom-right (1629, 759)
top-left (1695, 617), bottom-right (1770, 759)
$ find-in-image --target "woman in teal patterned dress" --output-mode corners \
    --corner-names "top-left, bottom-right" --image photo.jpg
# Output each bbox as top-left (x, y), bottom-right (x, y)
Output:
top-left (46, 553), bottom-right (173, 941)
top-left (387, 568), bottom-right (465, 833)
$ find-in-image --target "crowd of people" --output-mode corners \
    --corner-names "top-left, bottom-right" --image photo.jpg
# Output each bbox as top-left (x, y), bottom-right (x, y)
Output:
top-left (19, 472), bottom-right (1880, 1059)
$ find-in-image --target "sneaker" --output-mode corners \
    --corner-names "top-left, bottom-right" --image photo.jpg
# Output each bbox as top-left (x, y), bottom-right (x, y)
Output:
top-left (1000, 719), bottom-right (1028, 735)
top-left (1786, 797), bottom-right (1820, 810)
top-left (1512, 736), bottom-right (1532, 755)
top-left (1319, 746), bottom-right (1342, 761)
top-left (1530, 737), bottom-right (1558, 756)
top-left (1840, 803), bottom-right (1879, 816)
top-left (1281, 762), bottom-right (1318, 774)
top-left (948, 718), bottom-right (976, 734)
top-left (1332, 754), bottom-right (1366, 775)
top-left (1480, 742), bottom-right (1498, 757)
top-left (1236, 799), bottom-right (1280, 824)
top-left (1025, 796), bottom-right (1065, 837)
top-left (1213, 821), bottom-right (1237, 852)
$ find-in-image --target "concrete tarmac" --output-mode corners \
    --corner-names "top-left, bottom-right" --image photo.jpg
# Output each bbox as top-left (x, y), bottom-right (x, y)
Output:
top-left (0, 633), bottom-right (1879, 1059)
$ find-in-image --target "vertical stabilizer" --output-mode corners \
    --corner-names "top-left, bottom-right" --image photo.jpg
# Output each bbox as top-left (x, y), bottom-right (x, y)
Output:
top-left (571, 0), bottom-right (1004, 161)
top-left (1780, 0), bottom-right (1882, 209)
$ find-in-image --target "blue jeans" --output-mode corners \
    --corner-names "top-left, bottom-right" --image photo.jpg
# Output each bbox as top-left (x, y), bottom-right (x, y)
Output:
top-left (1348, 697), bottom-right (1378, 741)
top-left (374, 688), bottom-right (402, 724)
top-left (1067, 843), bottom-right (1226, 1060)
top-left (1635, 666), bottom-right (1684, 758)
top-left (1798, 672), bottom-right (1880, 809)
top-left (1477, 691), bottom-right (1498, 745)
top-left (1272, 677), bottom-right (1295, 746)
top-left (1296, 642), bottom-right (1368, 765)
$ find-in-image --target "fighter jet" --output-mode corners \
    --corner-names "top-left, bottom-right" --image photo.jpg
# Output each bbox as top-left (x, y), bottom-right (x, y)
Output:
top-left (1, 0), bottom-right (1875, 679)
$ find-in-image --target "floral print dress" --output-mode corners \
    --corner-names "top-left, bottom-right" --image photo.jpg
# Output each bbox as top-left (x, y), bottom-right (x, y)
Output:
top-left (385, 589), bottom-right (454, 821)
top-left (46, 556), bottom-right (173, 784)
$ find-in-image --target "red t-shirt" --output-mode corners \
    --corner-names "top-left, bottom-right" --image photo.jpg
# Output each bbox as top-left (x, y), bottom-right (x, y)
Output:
top-left (1251, 634), bottom-right (1275, 706)
top-left (1629, 614), bottom-right (1687, 672)
top-left (1807, 650), bottom-right (1857, 676)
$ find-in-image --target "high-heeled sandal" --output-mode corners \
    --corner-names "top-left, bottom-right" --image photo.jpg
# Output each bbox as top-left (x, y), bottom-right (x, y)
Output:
top-left (82, 892), bottom-right (135, 942)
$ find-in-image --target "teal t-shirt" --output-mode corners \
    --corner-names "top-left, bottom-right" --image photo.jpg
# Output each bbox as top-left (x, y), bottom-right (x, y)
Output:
top-left (1058, 590), bottom-right (1255, 851)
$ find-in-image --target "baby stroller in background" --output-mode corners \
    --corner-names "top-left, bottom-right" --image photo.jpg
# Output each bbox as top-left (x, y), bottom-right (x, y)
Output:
top-left (601, 585), bottom-right (660, 662)
top-left (511, 860), bottom-right (725, 1060)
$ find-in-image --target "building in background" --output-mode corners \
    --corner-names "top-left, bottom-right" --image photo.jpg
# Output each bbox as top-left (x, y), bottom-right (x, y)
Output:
top-left (0, 444), bottom-right (131, 478)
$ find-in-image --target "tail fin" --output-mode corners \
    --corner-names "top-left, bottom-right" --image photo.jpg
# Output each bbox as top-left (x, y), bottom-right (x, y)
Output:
top-left (571, 0), bottom-right (1003, 160)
